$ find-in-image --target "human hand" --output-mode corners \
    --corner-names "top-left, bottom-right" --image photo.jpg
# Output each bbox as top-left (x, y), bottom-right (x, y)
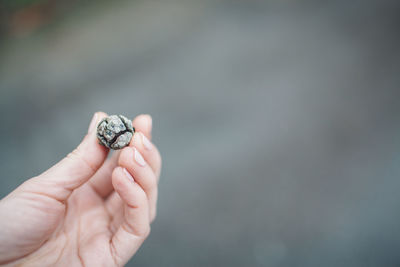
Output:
top-left (0, 112), bottom-right (162, 266)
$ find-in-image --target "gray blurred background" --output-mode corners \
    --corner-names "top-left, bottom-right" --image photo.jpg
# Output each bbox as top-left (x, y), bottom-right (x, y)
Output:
top-left (1, 0), bottom-right (400, 266)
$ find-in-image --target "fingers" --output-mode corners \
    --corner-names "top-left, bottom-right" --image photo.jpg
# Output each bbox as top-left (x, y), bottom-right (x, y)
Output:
top-left (88, 114), bottom-right (155, 198)
top-left (107, 115), bottom-right (160, 264)
top-left (130, 132), bottom-right (162, 180)
top-left (118, 146), bottom-right (158, 221)
top-left (23, 112), bottom-right (109, 202)
top-left (110, 167), bottom-right (150, 266)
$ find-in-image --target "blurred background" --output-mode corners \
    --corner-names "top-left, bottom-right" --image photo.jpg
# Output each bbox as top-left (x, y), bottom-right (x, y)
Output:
top-left (1, 0), bottom-right (400, 266)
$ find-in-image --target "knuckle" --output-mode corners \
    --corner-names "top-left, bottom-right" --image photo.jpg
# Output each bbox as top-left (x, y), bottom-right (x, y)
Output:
top-left (67, 148), bottom-right (82, 161)
top-left (124, 221), bottom-right (150, 238)
top-left (67, 148), bottom-right (97, 174)
top-left (137, 187), bottom-right (148, 201)
top-left (143, 224), bottom-right (151, 238)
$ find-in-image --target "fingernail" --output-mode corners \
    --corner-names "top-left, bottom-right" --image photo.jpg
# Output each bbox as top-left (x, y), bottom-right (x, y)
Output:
top-left (141, 132), bottom-right (152, 151)
top-left (88, 113), bottom-right (98, 134)
top-left (134, 147), bottom-right (146, 166)
top-left (122, 167), bottom-right (134, 182)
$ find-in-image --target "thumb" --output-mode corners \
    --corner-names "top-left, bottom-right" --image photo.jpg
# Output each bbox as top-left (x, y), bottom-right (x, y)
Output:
top-left (22, 112), bottom-right (109, 202)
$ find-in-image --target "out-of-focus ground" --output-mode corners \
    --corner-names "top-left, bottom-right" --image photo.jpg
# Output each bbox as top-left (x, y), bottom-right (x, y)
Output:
top-left (1, 0), bottom-right (400, 266)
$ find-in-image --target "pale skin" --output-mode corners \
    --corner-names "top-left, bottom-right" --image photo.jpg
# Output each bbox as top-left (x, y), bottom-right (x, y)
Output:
top-left (0, 112), bottom-right (162, 266)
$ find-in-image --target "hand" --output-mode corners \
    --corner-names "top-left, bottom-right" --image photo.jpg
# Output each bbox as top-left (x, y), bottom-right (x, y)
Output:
top-left (0, 112), bottom-right (162, 266)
